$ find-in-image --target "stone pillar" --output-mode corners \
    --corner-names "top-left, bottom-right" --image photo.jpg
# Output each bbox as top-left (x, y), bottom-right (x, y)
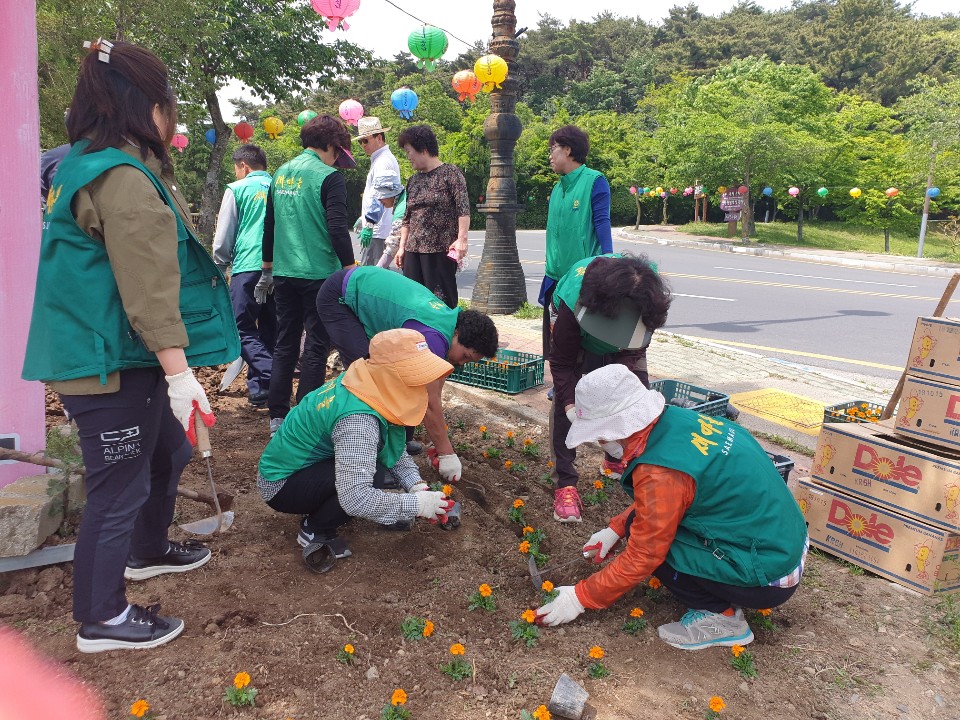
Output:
top-left (471, 0), bottom-right (527, 314)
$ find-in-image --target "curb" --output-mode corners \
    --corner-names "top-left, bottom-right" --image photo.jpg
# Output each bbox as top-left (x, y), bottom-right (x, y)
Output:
top-left (444, 380), bottom-right (547, 429)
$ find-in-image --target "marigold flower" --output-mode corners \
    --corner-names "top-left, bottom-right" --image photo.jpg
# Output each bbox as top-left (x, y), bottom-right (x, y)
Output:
top-left (731, 644), bottom-right (744, 658)
top-left (757, 608), bottom-right (772, 616)
top-left (519, 540), bottom-right (531, 553)
top-left (505, 460), bottom-right (513, 469)
top-left (130, 700), bottom-right (150, 718)
top-left (524, 438), bottom-right (533, 446)
top-left (442, 484), bottom-right (453, 496)
top-left (422, 620), bottom-right (434, 637)
top-left (344, 643), bottom-right (355, 654)
top-left (450, 643), bottom-right (466, 655)
top-left (521, 609), bottom-right (536, 623)
top-left (482, 451), bottom-right (489, 458)
top-left (479, 583), bottom-right (492, 597)
top-left (533, 705), bottom-right (551, 720)
top-left (391, 688), bottom-right (408, 706)
top-left (546, 460), bottom-right (554, 468)
top-left (541, 580), bottom-right (554, 592)
top-left (648, 576), bottom-right (662, 589)
top-left (603, 468), bottom-right (613, 476)
top-left (513, 498), bottom-right (524, 508)
top-left (507, 431), bottom-right (515, 438)
top-left (630, 607), bottom-right (644, 618)
top-left (709, 696), bottom-right (726, 713)
top-left (593, 479), bottom-right (605, 489)
top-left (588, 645), bottom-right (605, 659)
top-left (233, 671), bottom-right (251, 689)
top-left (522, 525), bottom-right (535, 534)
top-left (479, 425), bottom-right (487, 433)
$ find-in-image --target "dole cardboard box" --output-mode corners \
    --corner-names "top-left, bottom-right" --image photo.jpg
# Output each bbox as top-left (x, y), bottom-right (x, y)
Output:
top-left (894, 374), bottom-right (960, 453)
top-left (794, 478), bottom-right (960, 595)
top-left (812, 420), bottom-right (960, 533)
top-left (905, 316), bottom-right (960, 384)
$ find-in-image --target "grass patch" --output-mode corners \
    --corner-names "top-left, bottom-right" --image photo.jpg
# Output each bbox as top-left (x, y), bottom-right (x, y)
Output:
top-left (752, 431), bottom-right (816, 457)
top-left (457, 298), bottom-right (471, 310)
top-left (931, 593), bottom-right (960, 650)
top-left (513, 302), bottom-right (543, 320)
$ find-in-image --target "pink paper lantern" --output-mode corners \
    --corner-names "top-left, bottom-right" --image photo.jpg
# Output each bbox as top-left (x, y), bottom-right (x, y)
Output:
top-left (338, 99), bottom-right (364, 126)
top-left (311, 0), bottom-right (361, 32)
top-left (170, 133), bottom-right (188, 153)
top-left (660, 192), bottom-right (667, 198)
top-left (788, 186), bottom-right (800, 197)
top-left (629, 186), bottom-right (637, 195)
top-left (683, 187), bottom-right (693, 196)
top-left (885, 187), bottom-right (899, 198)
top-left (669, 187), bottom-right (678, 194)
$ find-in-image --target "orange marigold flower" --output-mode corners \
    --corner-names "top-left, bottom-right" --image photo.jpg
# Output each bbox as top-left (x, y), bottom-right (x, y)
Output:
top-left (422, 620), bottom-right (434, 637)
top-left (513, 498), bottom-right (524, 508)
top-left (130, 700), bottom-right (150, 718)
top-left (522, 525), bottom-right (535, 534)
top-left (507, 431), bottom-right (515, 438)
top-left (519, 540), bottom-right (531, 553)
top-left (630, 608), bottom-right (644, 618)
top-left (757, 608), bottom-right (772, 616)
top-left (648, 576), bottom-right (662, 589)
top-left (505, 460), bottom-right (513, 469)
top-left (546, 461), bottom-right (554, 468)
top-left (482, 451), bottom-right (489, 458)
top-left (588, 645), bottom-right (605, 659)
top-left (731, 644), bottom-right (744, 658)
top-left (450, 643), bottom-right (466, 655)
top-left (593, 479), bottom-right (605, 489)
top-left (478, 583), bottom-right (492, 597)
top-left (533, 705), bottom-right (552, 720)
top-left (524, 438), bottom-right (533, 446)
top-left (479, 425), bottom-right (487, 433)
top-left (541, 580), bottom-right (554, 592)
top-left (442, 484), bottom-right (453, 496)
top-left (344, 643), bottom-right (355, 654)
top-left (391, 688), bottom-right (408, 706)
top-left (709, 696), bottom-right (726, 713)
top-left (521, 609), bottom-right (536, 623)
top-left (233, 671), bottom-right (251, 689)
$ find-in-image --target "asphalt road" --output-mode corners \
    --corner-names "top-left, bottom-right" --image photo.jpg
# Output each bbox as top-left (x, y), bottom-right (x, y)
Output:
top-left (455, 229), bottom-right (960, 383)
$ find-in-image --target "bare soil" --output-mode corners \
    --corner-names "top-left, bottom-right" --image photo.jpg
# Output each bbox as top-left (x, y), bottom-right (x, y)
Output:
top-left (3, 369), bottom-right (959, 720)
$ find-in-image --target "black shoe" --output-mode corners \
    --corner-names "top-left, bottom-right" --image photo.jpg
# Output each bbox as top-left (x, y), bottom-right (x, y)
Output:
top-left (297, 523), bottom-right (352, 556)
top-left (125, 540), bottom-right (211, 581)
top-left (77, 604), bottom-right (184, 653)
top-left (406, 440), bottom-right (423, 456)
top-left (248, 390), bottom-right (269, 407)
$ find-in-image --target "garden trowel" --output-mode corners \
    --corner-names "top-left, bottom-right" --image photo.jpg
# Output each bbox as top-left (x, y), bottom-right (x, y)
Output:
top-left (218, 358), bottom-right (246, 392)
top-left (179, 414), bottom-right (234, 535)
top-left (527, 554), bottom-right (587, 591)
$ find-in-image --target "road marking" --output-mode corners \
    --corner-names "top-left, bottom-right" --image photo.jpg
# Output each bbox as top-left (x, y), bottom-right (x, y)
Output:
top-left (680, 335), bottom-right (902, 371)
top-left (730, 389), bottom-right (825, 435)
top-left (712, 266), bottom-right (918, 288)
top-left (674, 293), bottom-right (736, 302)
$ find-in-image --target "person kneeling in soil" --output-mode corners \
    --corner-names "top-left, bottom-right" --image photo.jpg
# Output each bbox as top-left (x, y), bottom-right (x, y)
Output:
top-left (536, 364), bottom-right (808, 650)
top-left (256, 329), bottom-right (456, 560)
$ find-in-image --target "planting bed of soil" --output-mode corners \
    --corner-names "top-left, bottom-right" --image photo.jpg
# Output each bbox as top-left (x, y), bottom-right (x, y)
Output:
top-left (3, 369), bottom-right (960, 719)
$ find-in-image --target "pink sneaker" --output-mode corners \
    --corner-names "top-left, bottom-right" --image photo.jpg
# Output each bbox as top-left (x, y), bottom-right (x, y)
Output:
top-left (553, 486), bottom-right (583, 523)
top-left (602, 457), bottom-right (627, 480)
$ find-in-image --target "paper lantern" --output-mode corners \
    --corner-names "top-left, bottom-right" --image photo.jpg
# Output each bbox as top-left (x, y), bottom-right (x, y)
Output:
top-left (885, 187), bottom-right (899, 198)
top-left (738, 185), bottom-right (749, 195)
top-left (205, 129), bottom-right (217, 144)
top-left (263, 116), bottom-right (284, 140)
top-left (817, 187), bottom-right (829, 198)
top-left (474, 54), bottom-right (508, 92)
top-left (928, 187), bottom-right (941, 199)
top-left (170, 133), bottom-right (188, 153)
top-left (642, 187), bottom-right (650, 193)
top-left (683, 187), bottom-right (693, 196)
top-left (298, 110), bottom-right (318, 126)
top-left (629, 186), bottom-right (637, 195)
top-left (762, 187), bottom-right (773, 196)
top-left (338, 99), bottom-right (364, 126)
top-left (718, 186), bottom-right (727, 193)
top-left (391, 87), bottom-right (419, 120)
top-left (234, 122), bottom-right (254, 143)
top-left (408, 26), bottom-right (448, 72)
top-left (311, 0), bottom-right (361, 32)
top-left (660, 192), bottom-right (667, 198)
top-left (655, 186), bottom-right (663, 194)
top-left (452, 70), bottom-right (483, 102)
top-left (648, 190), bottom-right (656, 197)
top-left (788, 186), bottom-right (800, 197)
top-left (669, 188), bottom-right (678, 195)
top-left (849, 187), bottom-right (862, 199)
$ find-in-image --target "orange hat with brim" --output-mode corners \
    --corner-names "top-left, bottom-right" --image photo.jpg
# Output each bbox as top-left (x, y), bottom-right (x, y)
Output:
top-left (342, 329), bottom-right (453, 426)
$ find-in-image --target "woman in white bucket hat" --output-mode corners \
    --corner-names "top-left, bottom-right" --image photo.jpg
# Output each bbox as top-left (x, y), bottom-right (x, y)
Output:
top-left (536, 364), bottom-right (809, 651)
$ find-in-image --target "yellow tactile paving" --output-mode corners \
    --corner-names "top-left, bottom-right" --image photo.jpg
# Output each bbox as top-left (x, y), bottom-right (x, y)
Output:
top-left (729, 389), bottom-right (825, 435)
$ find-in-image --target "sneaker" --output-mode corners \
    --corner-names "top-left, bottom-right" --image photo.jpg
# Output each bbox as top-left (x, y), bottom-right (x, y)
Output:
top-left (76, 604), bottom-right (184, 653)
top-left (248, 390), bottom-right (269, 407)
top-left (406, 440), bottom-right (423, 456)
top-left (657, 608), bottom-right (755, 651)
top-left (269, 417), bottom-right (283, 437)
top-left (125, 540), bottom-right (210, 581)
top-left (547, 386), bottom-right (554, 400)
top-left (297, 525), bottom-right (352, 557)
top-left (601, 457), bottom-right (627, 480)
top-left (553, 486), bottom-right (583, 523)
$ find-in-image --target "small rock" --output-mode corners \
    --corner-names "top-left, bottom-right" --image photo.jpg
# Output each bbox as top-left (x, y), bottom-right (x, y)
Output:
top-left (848, 637), bottom-right (864, 648)
top-left (422, 555), bottom-right (435, 563)
top-left (397, 648), bottom-right (405, 656)
top-left (877, 625), bottom-right (887, 634)
top-left (382, 592), bottom-right (401, 604)
top-left (682, 682), bottom-right (694, 691)
top-left (897, 705), bottom-right (908, 713)
top-left (204, 623), bottom-right (218, 635)
top-left (811, 713), bottom-right (828, 720)
top-left (934, 695), bottom-right (944, 707)
top-left (177, 670), bottom-right (186, 680)
top-left (849, 694), bottom-right (860, 704)
top-left (802, 667), bottom-right (816, 676)
top-left (785, 703), bottom-right (795, 713)
top-left (366, 666), bottom-right (380, 681)
top-left (739, 682), bottom-right (749, 693)
top-left (860, 603), bottom-right (875, 615)
top-left (483, 638), bottom-right (492, 645)
top-left (471, 685), bottom-right (488, 697)
top-left (35, 567), bottom-right (65, 593)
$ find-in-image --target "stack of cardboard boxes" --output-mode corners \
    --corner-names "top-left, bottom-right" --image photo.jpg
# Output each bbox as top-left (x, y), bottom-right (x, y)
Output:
top-left (795, 316), bottom-right (960, 595)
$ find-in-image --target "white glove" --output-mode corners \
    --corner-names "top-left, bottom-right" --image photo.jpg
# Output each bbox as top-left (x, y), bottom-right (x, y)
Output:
top-left (408, 482), bottom-right (429, 494)
top-left (254, 269), bottom-right (274, 304)
top-left (582, 527), bottom-right (622, 564)
top-left (165, 369), bottom-right (214, 445)
top-left (438, 454), bottom-right (462, 483)
top-left (415, 491), bottom-right (451, 521)
top-left (536, 586), bottom-right (585, 627)
top-left (565, 406), bottom-right (577, 424)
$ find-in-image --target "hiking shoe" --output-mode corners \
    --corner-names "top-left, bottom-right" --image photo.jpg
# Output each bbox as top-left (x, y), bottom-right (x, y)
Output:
top-left (657, 608), bottom-right (754, 651)
top-left (248, 390), bottom-right (269, 407)
top-left (601, 457), bottom-right (627, 480)
top-left (553, 486), bottom-right (583, 523)
top-left (125, 540), bottom-right (210, 581)
top-left (76, 604), bottom-right (184, 653)
top-left (269, 417), bottom-right (283, 437)
top-left (406, 440), bottom-right (423, 456)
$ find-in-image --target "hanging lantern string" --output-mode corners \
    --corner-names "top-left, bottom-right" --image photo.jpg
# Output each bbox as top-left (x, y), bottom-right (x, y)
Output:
top-left (381, 0), bottom-right (475, 48)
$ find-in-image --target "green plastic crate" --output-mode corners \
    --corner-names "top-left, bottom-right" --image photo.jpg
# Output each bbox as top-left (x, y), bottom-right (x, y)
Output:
top-left (766, 451), bottom-right (794, 483)
top-left (823, 400), bottom-right (884, 424)
top-left (651, 379), bottom-right (729, 417)
top-left (447, 349), bottom-right (544, 394)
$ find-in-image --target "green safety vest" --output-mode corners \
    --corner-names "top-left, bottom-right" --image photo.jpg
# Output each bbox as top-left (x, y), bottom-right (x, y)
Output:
top-left (258, 373), bottom-right (408, 481)
top-left (271, 149), bottom-right (339, 279)
top-left (621, 407), bottom-right (807, 587)
top-left (23, 142), bottom-right (239, 385)
top-left (228, 170), bottom-right (271, 274)
top-left (545, 164), bottom-right (604, 281)
top-left (553, 253), bottom-right (623, 355)
top-left (343, 266), bottom-right (459, 347)
top-left (392, 189), bottom-right (407, 225)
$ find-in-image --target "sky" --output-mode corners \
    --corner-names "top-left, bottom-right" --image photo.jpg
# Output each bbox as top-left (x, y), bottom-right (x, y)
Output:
top-left (217, 0), bottom-right (956, 118)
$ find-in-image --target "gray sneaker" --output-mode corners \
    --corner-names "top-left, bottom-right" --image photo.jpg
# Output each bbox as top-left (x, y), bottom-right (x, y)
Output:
top-left (657, 608), bottom-right (754, 651)
top-left (269, 417), bottom-right (283, 438)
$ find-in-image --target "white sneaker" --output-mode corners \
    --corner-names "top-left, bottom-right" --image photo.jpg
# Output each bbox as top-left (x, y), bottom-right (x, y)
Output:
top-left (657, 608), bottom-right (754, 650)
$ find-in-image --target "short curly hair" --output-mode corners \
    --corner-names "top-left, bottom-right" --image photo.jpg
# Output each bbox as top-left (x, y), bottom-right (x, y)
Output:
top-left (397, 124), bottom-right (439, 157)
top-left (455, 310), bottom-right (499, 358)
top-left (579, 255), bottom-right (671, 330)
top-left (301, 114), bottom-right (350, 151)
top-left (549, 125), bottom-right (590, 164)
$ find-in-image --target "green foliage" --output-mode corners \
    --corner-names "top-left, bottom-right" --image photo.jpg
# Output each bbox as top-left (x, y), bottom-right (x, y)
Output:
top-left (509, 618), bottom-right (540, 647)
top-left (399, 616), bottom-right (430, 641)
top-left (513, 303), bottom-right (543, 320)
top-left (440, 656), bottom-right (472, 681)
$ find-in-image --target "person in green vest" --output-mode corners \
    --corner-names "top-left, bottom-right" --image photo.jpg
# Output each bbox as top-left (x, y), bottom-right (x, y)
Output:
top-left (22, 40), bottom-right (240, 653)
top-left (540, 125), bottom-right (613, 360)
top-left (536, 364), bottom-right (808, 650)
top-left (213, 144), bottom-right (275, 407)
top-left (254, 114), bottom-right (358, 437)
top-left (548, 254), bottom-right (672, 523)
top-left (316, 265), bottom-right (499, 474)
top-left (257, 329), bottom-right (456, 563)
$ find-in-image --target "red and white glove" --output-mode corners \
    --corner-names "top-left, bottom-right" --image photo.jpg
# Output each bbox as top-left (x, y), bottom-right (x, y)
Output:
top-left (582, 527), bottom-right (622, 564)
top-left (165, 369), bottom-right (215, 446)
top-left (438, 454), bottom-right (462, 483)
top-left (536, 586), bottom-right (585, 627)
top-left (415, 491), bottom-right (455, 524)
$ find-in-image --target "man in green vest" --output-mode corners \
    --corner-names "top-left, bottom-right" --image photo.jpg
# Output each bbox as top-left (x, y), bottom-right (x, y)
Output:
top-left (213, 144), bottom-right (275, 407)
top-left (535, 365), bottom-right (808, 651)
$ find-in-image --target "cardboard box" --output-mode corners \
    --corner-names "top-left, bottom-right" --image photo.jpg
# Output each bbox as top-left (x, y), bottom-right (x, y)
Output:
top-left (894, 375), bottom-right (960, 452)
top-left (906, 316), bottom-right (960, 384)
top-left (812, 421), bottom-right (960, 532)
top-left (795, 478), bottom-right (960, 595)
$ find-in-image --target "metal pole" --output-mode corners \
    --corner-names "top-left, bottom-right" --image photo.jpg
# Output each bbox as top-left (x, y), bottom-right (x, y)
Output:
top-left (917, 139), bottom-right (938, 258)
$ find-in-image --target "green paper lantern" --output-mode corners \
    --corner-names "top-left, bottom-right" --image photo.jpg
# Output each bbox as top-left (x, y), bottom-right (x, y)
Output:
top-left (817, 187), bottom-right (829, 198)
top-left (298, 110), bottom-right (318, 126)
top-left (408, 26), bottom-right (448, 72)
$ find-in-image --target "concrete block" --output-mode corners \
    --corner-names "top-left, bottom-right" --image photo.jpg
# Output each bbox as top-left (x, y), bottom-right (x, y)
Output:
top-left (0, 474), bottom-right (64, 557)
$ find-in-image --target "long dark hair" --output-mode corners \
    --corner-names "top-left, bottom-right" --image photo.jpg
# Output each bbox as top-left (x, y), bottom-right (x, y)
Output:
top-left (66, 41), bottom-right (176, 168)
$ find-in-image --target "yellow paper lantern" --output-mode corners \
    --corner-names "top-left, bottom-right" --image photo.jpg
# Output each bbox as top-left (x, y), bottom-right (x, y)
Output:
top-left (718, 185), bottom-right (727, 193)
top-left (849, 187), bottom-right (862, 199)
top-left (474, 54), bottom-right (508, 92)
top-left (263, 116), bottom-right (284, 140)
top-left (655, 186), bottom-right (664, 194)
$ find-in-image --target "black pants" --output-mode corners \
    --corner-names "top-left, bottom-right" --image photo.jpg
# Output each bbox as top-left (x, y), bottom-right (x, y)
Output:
top-left (59, 368), bottom-right (193, 623)
top-left (230, 270), bottom-right (276, 396)
top-left (403, 250), bottom-right (458, 309)
top-left (316, 269), bottom-right (372, 368)
top-left (268, 276), bottom-right (330, 419)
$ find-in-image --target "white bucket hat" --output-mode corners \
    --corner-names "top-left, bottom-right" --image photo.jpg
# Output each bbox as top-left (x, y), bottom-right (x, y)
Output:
top-left (565, 364), bottom-right (665, 449)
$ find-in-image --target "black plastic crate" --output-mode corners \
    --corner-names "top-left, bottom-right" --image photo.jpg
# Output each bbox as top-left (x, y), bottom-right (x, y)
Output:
top-left (766, 451), bottom-right (794, 483)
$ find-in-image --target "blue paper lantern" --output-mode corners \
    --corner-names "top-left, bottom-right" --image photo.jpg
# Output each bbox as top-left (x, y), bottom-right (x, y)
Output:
top-left (928, 187), bottom-right (941, 199)
top-left (762, 186), bottom-right (773, 196)
top-left (205, 129), bottom-right (217, 144)
top-left (391, 87), bottom-right (419, 120)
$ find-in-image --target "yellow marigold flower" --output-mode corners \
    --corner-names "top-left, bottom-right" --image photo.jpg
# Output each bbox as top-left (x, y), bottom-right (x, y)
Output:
top-left (505, 460), bottom-right (513, 469)
top-left (593, 479), bottom-right (605, 489)
top-left (344, 643), bottom-right (355, 654)
top-left (630, 607), bottom-right (644, 618)
top-left (757, 608), bottom-right (772, 616)
top-left (521, 609), bottom-right (536, 623)
top-left (478, 583), bottom-right (492, 597)
top-left (524, 438), bottom-right (533, 446)
top-left (442, 484), bottom-right (453, 496)
top-left (233, 671), bottom-right (251, 689)
top-left (422, 620), bottom-right (434, 637)
top-left (130, 700), bottom-right (150, 718)
top-left (533, 705), bottom-right (552, 720)
top-left (450, 643), bottom-right (466, 655)
top-left (541, 580), bottom-right (554, 592)
top-left (391, 688), bottom-right (408, 706)
top-left (546, 460), bottom-right (554, 468)
top-left (513, 498), bottom-right (524, 508)
top-left (522, 525), bottom-right (534, 534)
top-left (588, 645), bottom-right (605, 660)
top-left (709, 696), bottom-right (726, 713)
top-left (479, 425), bottom-right (487, 433)
top-left (507, 431), bottom-right (515, 438)
top-left (648, 576), bottom-right (662, 589)
top-left (519, 540), bottom-right (531, 553)
top-left (731, 644), bottom-right (744, 658)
